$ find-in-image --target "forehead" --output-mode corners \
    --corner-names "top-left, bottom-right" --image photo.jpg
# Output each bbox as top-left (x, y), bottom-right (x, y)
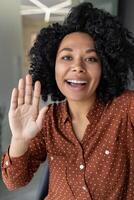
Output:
top-left (58, 32), bottom-right (95, 49)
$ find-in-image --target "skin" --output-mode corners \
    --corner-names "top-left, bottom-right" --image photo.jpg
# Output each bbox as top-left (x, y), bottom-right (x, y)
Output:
top-left (55, 32), bottom-right (102, 120)
top-left (8, 32), bottom-right (102, 156)
top-left (9, 75), bottom-right (48, 157)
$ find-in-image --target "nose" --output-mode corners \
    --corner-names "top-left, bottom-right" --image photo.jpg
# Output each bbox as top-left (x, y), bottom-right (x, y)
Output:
top-left (71, 66), bottom-right (85, 73)
top-left (71, 59), bottom-right (86, 73)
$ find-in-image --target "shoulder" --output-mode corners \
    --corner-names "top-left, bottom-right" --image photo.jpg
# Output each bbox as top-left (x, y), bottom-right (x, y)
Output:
top-left (44, 100), bottom-right (66, 119)
top-left (113, 90), bottom-right (134, 105)
top-left (106, 90), bottom-right (134, 117)
top-left (47, 100), bottom-right (66, 112)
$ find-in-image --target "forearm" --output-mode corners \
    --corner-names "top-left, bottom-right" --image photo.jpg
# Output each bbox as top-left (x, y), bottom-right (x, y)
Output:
top-left (1, 130), bottom-right (47, 190)
top-left (1, 149), bottom-right (31, 190)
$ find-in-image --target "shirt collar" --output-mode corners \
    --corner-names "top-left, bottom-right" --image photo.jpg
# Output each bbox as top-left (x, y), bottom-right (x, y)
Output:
top-left (60, 100), bottom-right (71, 124)
top-left (86, 98), bottom-right (105, 124)
top-left (60, 98), bottom-right (105, 125)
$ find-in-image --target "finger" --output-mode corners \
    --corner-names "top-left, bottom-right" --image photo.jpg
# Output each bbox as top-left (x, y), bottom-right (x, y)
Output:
top-left (32, 81), bottom-right (41, 108)
top-left (25, 74), bottom-right (33, 104)
top-left (18, 78), bottom-right (25, 106)
top-left (36, 106), bottom-right (48, 130)
top-left (10, 88), bottom-right (18, 111)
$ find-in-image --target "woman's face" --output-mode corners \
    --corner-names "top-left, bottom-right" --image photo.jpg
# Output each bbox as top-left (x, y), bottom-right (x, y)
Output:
top-left (55, 32), bottom-right (102, 103)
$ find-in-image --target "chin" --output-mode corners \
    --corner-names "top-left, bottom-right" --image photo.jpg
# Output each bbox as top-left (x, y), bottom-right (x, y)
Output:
top-left (66, 95), bottom-right (92, 102)
top-left (65, 91), bottom-right (97, 102)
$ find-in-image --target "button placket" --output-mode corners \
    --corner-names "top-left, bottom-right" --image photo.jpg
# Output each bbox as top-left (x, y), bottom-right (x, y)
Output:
top-left (105, 150), bottom-right (110, 155)
top-left (82, 186), bottom-right (88, 191)
top-left (80, 164), bottom-right (85, 170)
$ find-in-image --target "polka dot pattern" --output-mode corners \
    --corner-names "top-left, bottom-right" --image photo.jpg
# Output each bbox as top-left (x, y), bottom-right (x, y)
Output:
top-left (1, 90), bottom-right (134, 200)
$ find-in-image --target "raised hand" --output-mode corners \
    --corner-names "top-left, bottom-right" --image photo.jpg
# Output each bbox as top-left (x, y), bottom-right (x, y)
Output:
top-left (8, 74), bottom-right (48, 142)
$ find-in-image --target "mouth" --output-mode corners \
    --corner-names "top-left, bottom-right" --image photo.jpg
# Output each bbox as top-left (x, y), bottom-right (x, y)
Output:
top-left (65, 79), bottom-right (88, 90)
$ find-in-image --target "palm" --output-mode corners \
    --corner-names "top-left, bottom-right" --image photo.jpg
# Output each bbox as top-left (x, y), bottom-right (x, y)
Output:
top-left (10, 105), bottom-right (38, 139)
top-left (9, 75), bottom-right (48, 141)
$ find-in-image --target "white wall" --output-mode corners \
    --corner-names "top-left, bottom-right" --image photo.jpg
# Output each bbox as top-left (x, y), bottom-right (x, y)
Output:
top-left (0, 0), bottom-right (23, 151)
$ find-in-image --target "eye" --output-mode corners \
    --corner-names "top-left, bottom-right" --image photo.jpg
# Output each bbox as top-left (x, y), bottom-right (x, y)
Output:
top-left (85, 57), bottom-right (98, 63)
top-left (61, 55), bottom-right (73, 61)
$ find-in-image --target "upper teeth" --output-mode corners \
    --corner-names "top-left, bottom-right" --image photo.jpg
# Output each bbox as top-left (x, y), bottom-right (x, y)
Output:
top-left (67, 80), bottom-right (87, 84)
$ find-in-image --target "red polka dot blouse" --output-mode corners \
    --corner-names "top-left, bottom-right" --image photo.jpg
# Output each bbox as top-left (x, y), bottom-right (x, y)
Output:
top-left (1, 90), bottom-right (134, 200)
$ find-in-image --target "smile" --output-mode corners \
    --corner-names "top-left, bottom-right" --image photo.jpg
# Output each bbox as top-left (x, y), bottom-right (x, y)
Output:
top-left (66, 79), bottom-right (88, 85)
top-left (65, 79), bottom-right (88, 91)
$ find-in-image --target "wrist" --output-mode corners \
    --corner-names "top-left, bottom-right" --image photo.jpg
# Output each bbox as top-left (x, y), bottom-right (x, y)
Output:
top-left (9, 136), bottom-right (30, 157)
top-left (11, 136), bottom-right (31, 144)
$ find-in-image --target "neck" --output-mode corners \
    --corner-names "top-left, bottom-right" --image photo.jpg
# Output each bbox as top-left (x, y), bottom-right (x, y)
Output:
top-left (67, 95), bottom-right (96, 121)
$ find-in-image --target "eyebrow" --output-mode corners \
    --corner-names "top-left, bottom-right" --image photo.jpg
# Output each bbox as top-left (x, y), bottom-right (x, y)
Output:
top-left (58, 47), bottom-right (96, 54)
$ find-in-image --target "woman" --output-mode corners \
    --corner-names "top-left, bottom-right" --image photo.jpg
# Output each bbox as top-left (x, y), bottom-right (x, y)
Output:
top-left (1, 2), bottom-right (134, 200)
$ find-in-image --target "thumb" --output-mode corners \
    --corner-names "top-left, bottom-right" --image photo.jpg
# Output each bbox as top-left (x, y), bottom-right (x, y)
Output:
top-left (36, 106), bottom-right (48, 130)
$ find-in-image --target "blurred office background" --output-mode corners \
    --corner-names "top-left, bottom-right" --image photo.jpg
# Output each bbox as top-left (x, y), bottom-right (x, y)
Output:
top-left (0, 0), bottom-right (134, 199)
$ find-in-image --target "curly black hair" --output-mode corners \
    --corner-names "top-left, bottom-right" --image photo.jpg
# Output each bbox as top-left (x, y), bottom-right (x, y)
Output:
top-left (29, 2), bottom-right (134, 103)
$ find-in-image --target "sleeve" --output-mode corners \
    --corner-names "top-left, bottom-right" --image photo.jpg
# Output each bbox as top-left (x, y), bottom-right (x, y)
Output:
top-left (129, 90), bottom-right (134, 125)
top-left (1, 127), bottom-right (47, 191)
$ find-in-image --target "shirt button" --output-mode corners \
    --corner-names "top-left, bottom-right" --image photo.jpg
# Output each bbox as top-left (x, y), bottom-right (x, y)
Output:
top-left (80, 164), bottom-right (84, 170)
top-left (5, 161), bottom-right (9, 166)
top-left (105, 150), bottom-right (110, 155)
top-left (51, 156), bottom-right (54, 161)
top-left (82, 186), bottom-right (87, 191)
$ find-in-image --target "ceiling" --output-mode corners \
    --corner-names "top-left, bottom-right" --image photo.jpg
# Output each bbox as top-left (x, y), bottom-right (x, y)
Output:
top-left (20, 0), bottom-right (118, 22)
top-left (20, 0), bottom-right (73, 22)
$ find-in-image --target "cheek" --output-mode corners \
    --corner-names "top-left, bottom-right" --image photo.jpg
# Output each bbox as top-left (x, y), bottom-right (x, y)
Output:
top-left (96, 69), bottom-right (102, 80)
top-left (90, 66), bottom-right (101, 80)
top-left (96, 64), bottom-right (102, 77)
top-left (55, 65), bottom-right (60, 84)
top-left (55, 62), bottom-right (64, 86)
top-left (55, 59), bottom-right (60, 78)
top-left (55, 59), bottom-right (68, 79)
